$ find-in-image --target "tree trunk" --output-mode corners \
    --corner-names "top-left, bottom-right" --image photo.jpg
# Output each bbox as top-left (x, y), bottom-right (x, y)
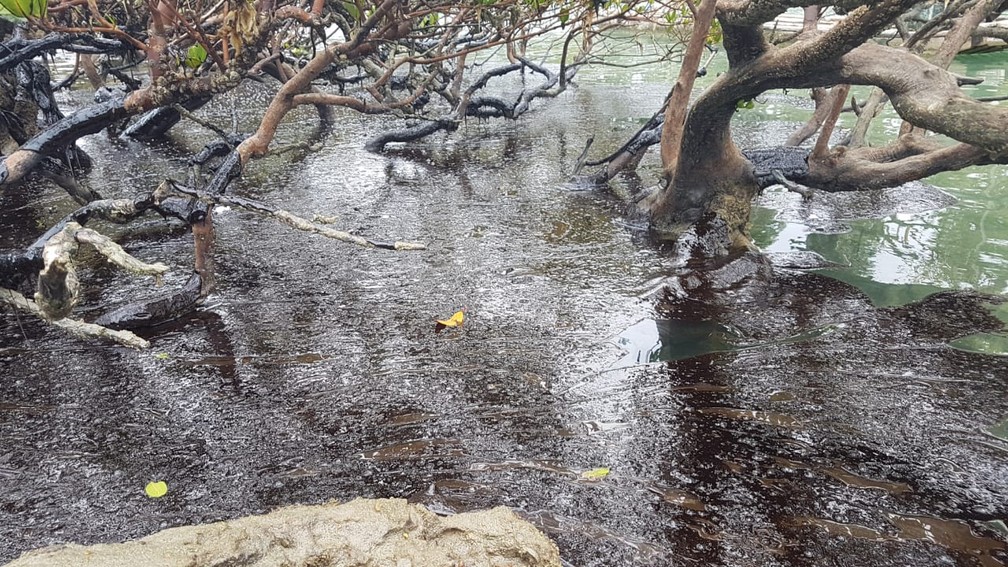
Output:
top-left (646, 0), bottom-right (1008, 250)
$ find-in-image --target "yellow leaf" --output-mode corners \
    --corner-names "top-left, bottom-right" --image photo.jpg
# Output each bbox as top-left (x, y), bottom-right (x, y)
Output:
top-left (436, 309), bottom-right (465, 329)
top-left (580, 467), bottom-right (610, 481)
top-left (145, 480), bottom-right (168, 498)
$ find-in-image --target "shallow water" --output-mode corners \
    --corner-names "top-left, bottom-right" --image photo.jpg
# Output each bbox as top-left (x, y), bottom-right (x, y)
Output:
top-left (2, 45), bottom-right (1008, 566)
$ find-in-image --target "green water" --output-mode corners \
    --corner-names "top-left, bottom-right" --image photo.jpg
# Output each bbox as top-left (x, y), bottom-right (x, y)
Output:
top-left (564, 35), bottom-right (1008, 357)
top-left (746, 51), bottom-right (1008, 352)
top-left (749, 52), bottom-right (1008, 300)
top-left (590, 41), bottom-right (1008, 355)
top-left (570, 37), bottom-right (1008, 316)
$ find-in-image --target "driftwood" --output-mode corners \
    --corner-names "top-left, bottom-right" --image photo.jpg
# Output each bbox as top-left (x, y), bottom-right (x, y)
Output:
top-left (0, 195), bottom-right (190, 289)
top-left (0, 191), bottom-right (200, 334)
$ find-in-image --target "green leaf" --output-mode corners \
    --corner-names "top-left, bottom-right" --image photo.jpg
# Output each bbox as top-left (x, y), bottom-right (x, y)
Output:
top-left (154, 352), bottom-right (170, 360)
top-left (184, 43), bottom-right (208, 69)
top-left (0, 0), bottom-right (46, 18)
top-left (144, 480), bottom-right (168, 498)
top-left (558, 6), bottom-right (569, 26)
top-left (580, 467), bottom-right (610, 481)
top-left (420, 12), bottom-right (439, 27)
top-left (707, 19), bottom-right (723, 44)
top-left (340, 1), bottom-right (360, 22)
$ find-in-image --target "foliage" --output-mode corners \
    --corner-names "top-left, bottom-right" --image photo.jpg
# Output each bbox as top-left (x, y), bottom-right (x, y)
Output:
top-left (184, 44), bottom-right (208, 70)
top-left (0, 0), bottom-right (44, 18)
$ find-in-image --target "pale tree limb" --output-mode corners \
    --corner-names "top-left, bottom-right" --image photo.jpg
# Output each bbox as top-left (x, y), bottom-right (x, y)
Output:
top-left (34, 222), bottom-right (169, 320)
top-left (835, 43), bottom-right (1008, 154)
top-left (841, 0), bottom-right (999, 145)
top-left (805, 139), bottom-right (1002, 190)
top-left (75, 228), bottom-right (170, 277)
top-left (848, 89), bottom-right (889, 148)
top-left (273, 211), bottom-right (427, 251)
top-left (786, 85), bottom-right (846, 146)
top-left (899, 0), bottom-right (1000, 137)
top-left (1, 288), bottom-right (150, 349)
top-left (164, 182), bottom-right (427, 251)
top-left (35, 224), bottom-right (80, 320)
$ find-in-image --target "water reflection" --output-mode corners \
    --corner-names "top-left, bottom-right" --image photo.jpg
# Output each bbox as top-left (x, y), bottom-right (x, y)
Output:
top-left (616, 318), bottom-right (741, 363)
top-left (615, 317), bottom-right (839, 364)
top-left (749, 53), bottom-right (1008, 321)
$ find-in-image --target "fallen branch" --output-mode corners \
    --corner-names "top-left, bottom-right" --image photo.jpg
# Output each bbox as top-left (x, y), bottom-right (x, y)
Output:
top-left (164, 182), bottom-right (427, 250)
top-left (1, 194), bottom-right (187, 289)
top-left (35, 225), bottom-right (80, 320)
top-left (1, 288), bottom-right (150, 349)
top-left (34, 222), bottom-right (168, 320)
top-left (75, 228), bottom-right (170, 277)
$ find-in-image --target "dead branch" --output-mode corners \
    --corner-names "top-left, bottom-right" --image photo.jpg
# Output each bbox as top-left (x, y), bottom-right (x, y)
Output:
top-left (34, 222), bottom-right (168, 320)
top-left (1, 287), bottom-right (150, 349)
top-left (35, 224), bottom-right (80, 320)
top-left (74, 228), bottom-right (169, 277)
top-left (164, 181), bottom-right (427, 251)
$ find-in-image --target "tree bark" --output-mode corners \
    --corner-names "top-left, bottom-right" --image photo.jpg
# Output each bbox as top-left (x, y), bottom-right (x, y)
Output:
top-left (659, 0), bottom-right (717, 182)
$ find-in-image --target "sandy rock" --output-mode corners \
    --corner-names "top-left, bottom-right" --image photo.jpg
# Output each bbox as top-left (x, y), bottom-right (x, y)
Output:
top-left (4, 498), bottom-right (560, 567)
